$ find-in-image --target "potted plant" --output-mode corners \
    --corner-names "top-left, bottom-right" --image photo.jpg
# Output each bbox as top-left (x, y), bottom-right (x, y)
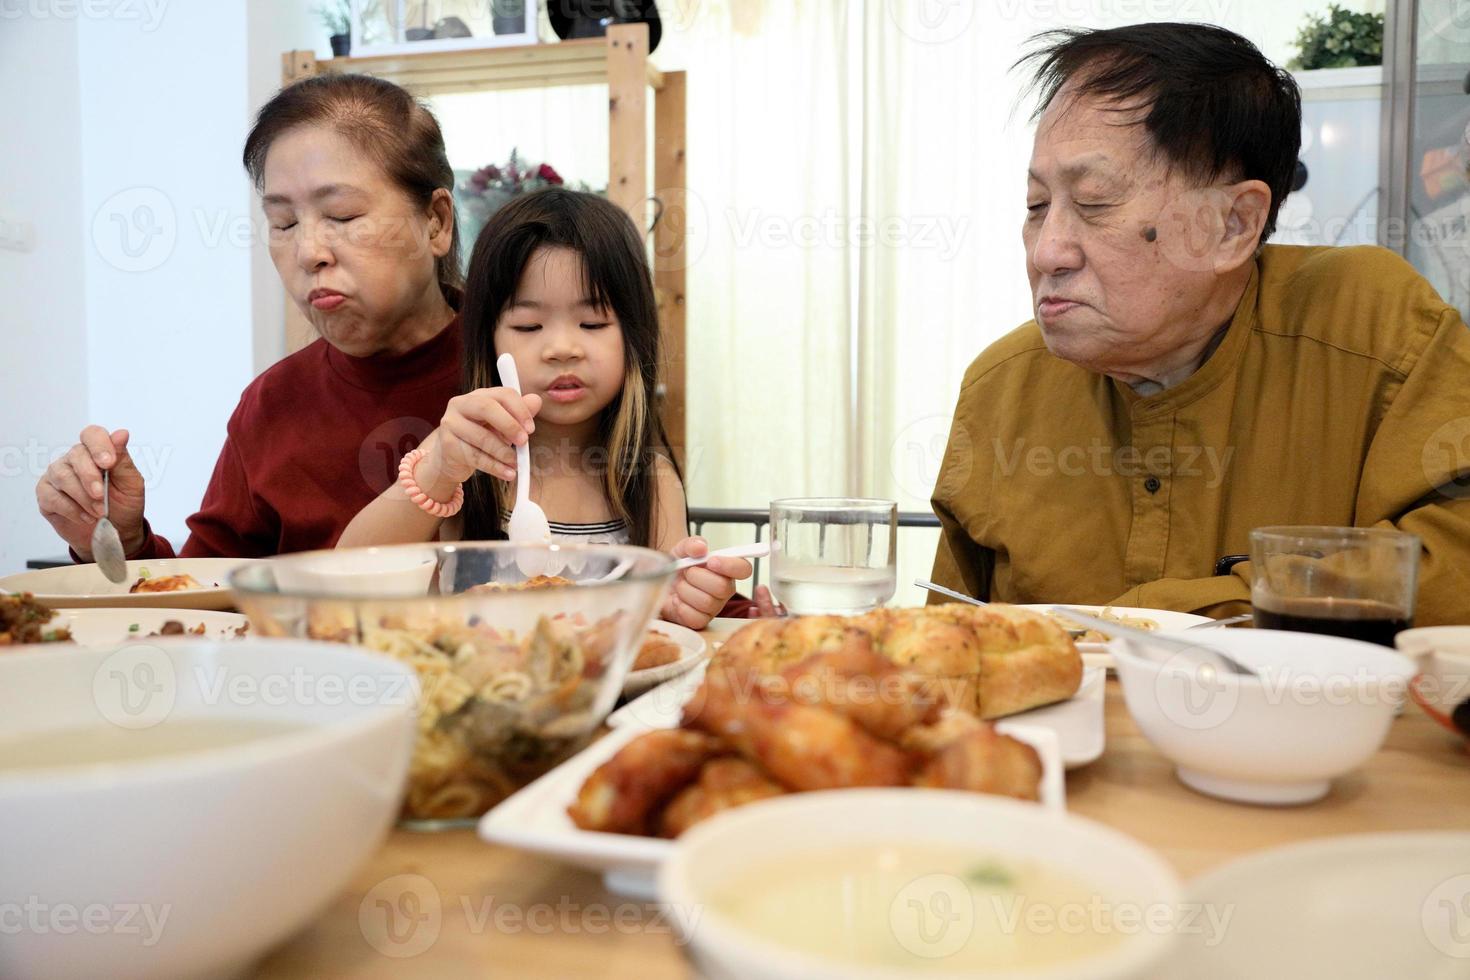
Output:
top-left (1288, 4), bottom-right (1383, 71)
top-left (315, 1), bottom-right (352, 57)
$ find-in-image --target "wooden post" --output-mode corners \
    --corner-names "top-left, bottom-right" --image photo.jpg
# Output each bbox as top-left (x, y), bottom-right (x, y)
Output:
top-left (605, 23), bottom-right (648, 222)
top-left (653, 70), bottom-right (688, 465)
top-left (281, 50), bottom-right (321, 87)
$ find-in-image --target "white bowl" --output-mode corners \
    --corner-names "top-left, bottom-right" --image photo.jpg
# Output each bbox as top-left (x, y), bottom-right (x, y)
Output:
top-left (269, 546), bottom-right (437, 597)
top-left (1110, 630), bottom-right (1417, 805)
top-left (0, 639), bottom-right (417, 980)
top-left (1396, 626), bottom-right (1470, 741)
top-left (659, 790), bottom-right (1181, 980)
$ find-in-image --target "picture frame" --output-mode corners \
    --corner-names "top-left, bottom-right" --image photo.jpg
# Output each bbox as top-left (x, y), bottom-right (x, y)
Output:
top-left (348, 0), bottom-right (540, 57)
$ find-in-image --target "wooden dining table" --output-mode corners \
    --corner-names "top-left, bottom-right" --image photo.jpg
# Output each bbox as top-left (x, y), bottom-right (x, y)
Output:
top-left (255, 621), bottom-right (1470, 979)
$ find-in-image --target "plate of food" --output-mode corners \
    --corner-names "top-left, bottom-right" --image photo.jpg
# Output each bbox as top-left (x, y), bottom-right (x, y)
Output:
top-left (480, 716), bottom-right (1064, 900)
top-left (1018, 604), bottom-right (1215, 670)
top-left (54, 607), bottom-right (251, 647)
top-left (622, 623), bottom-right (708, 696)
top-left (0, 558), bottom-right (260, 611)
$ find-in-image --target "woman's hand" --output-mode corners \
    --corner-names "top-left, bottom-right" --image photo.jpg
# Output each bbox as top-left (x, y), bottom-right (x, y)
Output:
top-left (661, 536), bottom-right (753, 630)
top-left (416, 387), bottom-right (543, 493)
top-left (36, 427), bottom-right (147, 560)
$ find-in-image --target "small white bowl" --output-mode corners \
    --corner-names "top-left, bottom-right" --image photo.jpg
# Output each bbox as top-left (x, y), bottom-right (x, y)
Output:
top-left (659, 789), bottom-right (1181, 980)
top-left (271, 546), bottom-right (437, 597)
top-left (1110, 630), bottom-right (1417, 805)
top-left (0, 639), bottom-right (417, 980)
top-left (1395, 626), bottom-right (1470, 741)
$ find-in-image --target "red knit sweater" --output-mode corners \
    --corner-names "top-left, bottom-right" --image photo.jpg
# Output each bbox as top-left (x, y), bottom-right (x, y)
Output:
top-left (127, 318), bottom-right (462, 559)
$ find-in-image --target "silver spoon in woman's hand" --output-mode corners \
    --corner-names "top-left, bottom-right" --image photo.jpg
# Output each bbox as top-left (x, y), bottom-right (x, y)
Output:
top-left (90, 469), bottom-right (128, 584)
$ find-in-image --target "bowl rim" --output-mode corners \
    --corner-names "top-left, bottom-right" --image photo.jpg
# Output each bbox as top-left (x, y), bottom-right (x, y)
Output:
top-left (1107, 629), bottom-right (1418, 687)
top-left (0, 637), bottom-right (418, 795)
top-left (229, 541), bottom-right (678, 601)
top-left (658, 788), bottom-right (1182, 980)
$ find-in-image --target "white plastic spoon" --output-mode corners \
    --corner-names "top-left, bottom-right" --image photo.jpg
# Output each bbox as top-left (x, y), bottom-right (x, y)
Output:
top-left (495, 353), bottom-right (552, 575)
top-left (673, 541), bottom-right (773, 571)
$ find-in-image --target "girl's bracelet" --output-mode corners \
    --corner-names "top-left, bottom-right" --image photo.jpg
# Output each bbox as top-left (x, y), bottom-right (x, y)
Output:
top-left (398, 448), bottom-right (464, 519)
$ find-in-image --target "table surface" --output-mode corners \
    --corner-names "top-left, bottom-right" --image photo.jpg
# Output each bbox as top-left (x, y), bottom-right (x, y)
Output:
top-left (255, 625), bottom-right (1470, 980)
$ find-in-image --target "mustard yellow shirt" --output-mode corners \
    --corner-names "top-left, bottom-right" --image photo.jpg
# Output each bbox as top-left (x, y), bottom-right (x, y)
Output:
top-left (929, 245), bottom-right (1470, 626)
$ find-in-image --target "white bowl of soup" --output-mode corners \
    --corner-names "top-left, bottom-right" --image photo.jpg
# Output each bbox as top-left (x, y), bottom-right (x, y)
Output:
top-left (0, 639), bottom-right (416, 980)
top-left (659, 790), bottom-right (1180, 980)
top-left (1110, 629), bottom-right (1417, 806)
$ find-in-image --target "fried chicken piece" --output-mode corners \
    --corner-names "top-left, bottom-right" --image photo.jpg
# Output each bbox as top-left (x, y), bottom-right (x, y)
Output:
top-left (566, 729), bottom-right (725, 835)
top-left (656, 757), bottom-right (787, 838)
top-left (634, 631), bottom-right (682, 671)
top-left (684, 663), bottom-right (914, 790)
top-left (913, 724), bottom-right (1043, 802)
top-left (775, 646), bottom-right (942, 741)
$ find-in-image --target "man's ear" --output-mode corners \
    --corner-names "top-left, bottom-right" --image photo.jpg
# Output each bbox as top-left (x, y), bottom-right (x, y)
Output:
top-left (427, 187), bottom-right (455, 259)
top-left (1215, 179), bottom-right (1271, 273)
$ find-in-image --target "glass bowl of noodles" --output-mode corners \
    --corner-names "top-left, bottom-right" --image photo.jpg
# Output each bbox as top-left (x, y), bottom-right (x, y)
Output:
top-left (229, 542), bottom-right (676, 829)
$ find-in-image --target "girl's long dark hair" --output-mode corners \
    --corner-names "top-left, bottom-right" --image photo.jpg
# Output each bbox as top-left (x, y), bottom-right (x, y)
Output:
top-left (459, 188), bottom-right (682, 547)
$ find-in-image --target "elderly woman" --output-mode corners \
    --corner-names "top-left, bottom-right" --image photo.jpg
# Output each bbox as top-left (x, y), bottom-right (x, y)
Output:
top-left (929, 24), bottom-right (1470, 625)
top-left (36, 74), bottom-right (463, 561)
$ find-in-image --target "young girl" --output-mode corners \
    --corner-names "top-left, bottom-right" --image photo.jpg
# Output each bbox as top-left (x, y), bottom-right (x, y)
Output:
top-left (338, 188), bottom-right (750, 628)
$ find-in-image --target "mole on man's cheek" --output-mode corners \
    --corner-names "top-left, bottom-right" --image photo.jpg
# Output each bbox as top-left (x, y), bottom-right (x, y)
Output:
top-left (1142, 226), bottom-right (1158, 243)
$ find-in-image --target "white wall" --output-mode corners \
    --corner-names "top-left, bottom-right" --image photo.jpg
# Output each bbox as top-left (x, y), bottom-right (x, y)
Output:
top-left (0, 14), bottom-right (88, 572)
top-left (0, 1), bottom-right (320, 574)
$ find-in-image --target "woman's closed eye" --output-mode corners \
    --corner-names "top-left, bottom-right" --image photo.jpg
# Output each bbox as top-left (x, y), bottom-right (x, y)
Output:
top-left (580, 321), bottom-right (612, 330)
top-left (509, 324), bottom-right (541, 333)
top-left (326, 214), bottom-right (361, 223)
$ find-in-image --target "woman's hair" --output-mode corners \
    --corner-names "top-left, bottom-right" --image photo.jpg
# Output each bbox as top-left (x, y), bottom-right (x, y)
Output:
top-left (241, 73), bottom-right (463, 301)
top-left (459, 188), bottom-right (681, 547)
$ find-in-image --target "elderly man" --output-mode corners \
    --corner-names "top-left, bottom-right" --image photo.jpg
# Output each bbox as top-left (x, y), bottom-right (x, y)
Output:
top-left (929, 23), bottom-right (1470, 625)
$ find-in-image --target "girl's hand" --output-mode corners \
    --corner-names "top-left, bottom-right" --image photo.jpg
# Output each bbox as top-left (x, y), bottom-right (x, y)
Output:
top-left (419, 387), bottom-right (543, 490)
top-left (661, 536), bottom-right (753, 630)
top-left (36, 426), bottom-right (148, 560)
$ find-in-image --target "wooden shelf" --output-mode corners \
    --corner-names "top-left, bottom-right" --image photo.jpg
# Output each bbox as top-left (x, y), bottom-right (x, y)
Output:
top-left (292, 37), bottom-right (664, 96)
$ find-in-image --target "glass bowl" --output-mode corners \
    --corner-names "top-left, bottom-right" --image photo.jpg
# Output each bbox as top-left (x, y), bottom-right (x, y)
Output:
top-left (229, 542), bottom-right (676, 828)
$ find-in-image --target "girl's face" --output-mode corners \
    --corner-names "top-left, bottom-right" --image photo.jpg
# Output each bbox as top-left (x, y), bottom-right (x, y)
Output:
top-left (494, 246), bottom-right (627, 430)
top-left (262, 124), bottom-right (453, 356)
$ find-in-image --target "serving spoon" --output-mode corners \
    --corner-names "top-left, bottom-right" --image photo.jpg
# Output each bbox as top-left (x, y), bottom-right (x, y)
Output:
top-left (90, 469), bottom-right (128, 584)
top-left (495, 354), bottom-right (553, 575)
top-left (1056, 606), bottom-right (1257, 677)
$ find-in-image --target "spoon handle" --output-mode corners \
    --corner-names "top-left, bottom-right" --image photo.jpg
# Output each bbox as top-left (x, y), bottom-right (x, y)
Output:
top-left (496, 353), bottom-right (532, 507)
top-left (912, 579), bottom-right (985, 606)
top-left (1054, 606), bottom-right (1257, 677)
top-left (674, 541), bottom-right (773, 571)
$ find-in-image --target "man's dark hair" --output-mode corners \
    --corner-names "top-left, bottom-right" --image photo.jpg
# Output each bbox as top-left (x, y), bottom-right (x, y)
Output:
top-left (1019, 23), bottom-right (1302, 244)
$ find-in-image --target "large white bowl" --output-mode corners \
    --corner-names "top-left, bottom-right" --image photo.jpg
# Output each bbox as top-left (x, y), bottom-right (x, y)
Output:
top-left (659, 790), bottom-right (1181, 980)
top-left (0, 639), bottom-right (417, 980)
top-left (1110, 629), bottom-right (1417, 805)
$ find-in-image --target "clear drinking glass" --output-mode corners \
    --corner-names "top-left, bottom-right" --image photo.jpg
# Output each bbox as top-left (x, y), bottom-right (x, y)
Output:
top-left (769, 498), bottom-right (897, 615)
top-left (1249, 526), bottom-right (1421, 647)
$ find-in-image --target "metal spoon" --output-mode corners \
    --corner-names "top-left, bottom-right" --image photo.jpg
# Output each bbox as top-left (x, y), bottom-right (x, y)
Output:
top-left (1185, 614), bottom-right (1253, 630)
top-left (1055, 606), bottom-right (1257, 677)
top-left (912, 579), bottom-right (1088, 639)
top-left (90, 469), bottom-right (128, 584)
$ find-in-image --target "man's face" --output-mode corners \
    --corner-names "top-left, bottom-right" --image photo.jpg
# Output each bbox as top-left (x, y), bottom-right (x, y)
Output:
top-left (1023, 92), bottom-right (1229, 381)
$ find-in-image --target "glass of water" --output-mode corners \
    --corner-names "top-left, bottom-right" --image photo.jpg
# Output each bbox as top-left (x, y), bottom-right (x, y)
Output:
top-left (769, 498), bottom-right (897, 615)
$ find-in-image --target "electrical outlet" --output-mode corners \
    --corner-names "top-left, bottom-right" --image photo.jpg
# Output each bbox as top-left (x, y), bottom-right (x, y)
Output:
top-left (0, 218), bottom-right (35, 253)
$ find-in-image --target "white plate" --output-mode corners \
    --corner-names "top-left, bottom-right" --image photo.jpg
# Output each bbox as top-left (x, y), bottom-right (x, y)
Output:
top-left (609, 662), bottom-right (1106, 769)
top-left (1172, 833), bottom-right (1470, 977)
top-left (47, 608), bottom-right (253, 648)
top-left (479, 721), bottom-right (1066, 900)
top-left (0, 558), bottom-right (259, 610)
top-left (1018, 605), bottom-right (1216, 670)
top-left (622, 623), bottom-right (709, 697)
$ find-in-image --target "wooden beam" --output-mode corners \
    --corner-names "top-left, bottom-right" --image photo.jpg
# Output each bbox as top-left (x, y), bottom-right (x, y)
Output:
top-left (652, 70), bottom-right (688, 464)
top-left (281, 50), bottom-right (320, 86)
top-left (605, 23), bottom-right (648, 222)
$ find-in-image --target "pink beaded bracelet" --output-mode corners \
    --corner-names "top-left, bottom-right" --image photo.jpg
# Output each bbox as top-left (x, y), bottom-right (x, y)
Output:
top-left (398, 448), bottom-right (464, 518)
